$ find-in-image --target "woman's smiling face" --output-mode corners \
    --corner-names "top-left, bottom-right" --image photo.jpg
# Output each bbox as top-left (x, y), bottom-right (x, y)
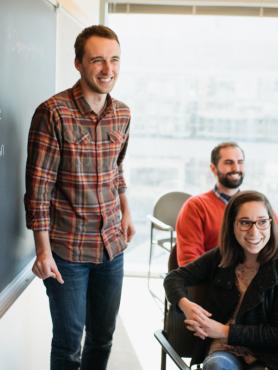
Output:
top-left (234, 201), bottom-right (271, 260)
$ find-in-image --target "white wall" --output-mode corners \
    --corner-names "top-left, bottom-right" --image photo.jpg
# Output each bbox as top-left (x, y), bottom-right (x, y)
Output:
top-left (56, 0), bottom-right (102, 91)
top-left (58, 0), bottom-right (101, 25)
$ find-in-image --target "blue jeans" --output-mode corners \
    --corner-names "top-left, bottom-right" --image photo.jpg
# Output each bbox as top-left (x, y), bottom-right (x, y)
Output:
top-left (203, 351), bottom-right (266, 370)
top-left (44, 251), bottom-right (124, 370)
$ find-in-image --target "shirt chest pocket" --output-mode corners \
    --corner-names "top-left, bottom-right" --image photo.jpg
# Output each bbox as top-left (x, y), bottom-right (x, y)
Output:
top-left (62, 126), bottom-right (95, 173)
top-left (101, 130), bottom-right (126, 172)
top-left (63, 125), bottom-right (92, 144)
top-left (109, 130), bottom-right (125, 145)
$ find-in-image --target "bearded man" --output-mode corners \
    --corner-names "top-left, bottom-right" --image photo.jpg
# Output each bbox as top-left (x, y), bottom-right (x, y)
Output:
top-left (176, 142), bottom-right (245, 266)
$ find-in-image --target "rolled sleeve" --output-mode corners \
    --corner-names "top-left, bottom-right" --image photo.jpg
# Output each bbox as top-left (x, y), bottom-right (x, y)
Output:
top-left (24, 105), bottom-right (61, 230)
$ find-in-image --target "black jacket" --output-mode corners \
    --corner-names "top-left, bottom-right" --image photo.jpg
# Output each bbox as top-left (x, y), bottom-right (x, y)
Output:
top-left (164, 248), bottom-right (278, 369)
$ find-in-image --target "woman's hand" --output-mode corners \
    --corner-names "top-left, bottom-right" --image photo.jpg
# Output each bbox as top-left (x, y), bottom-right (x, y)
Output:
top-left (178, 297), bottom-right (212, 339)
top-left (179, 297), bottom-right (212, 321)
top-left (185, 315), bottom-right (230, 340)
top-left (178, 297), bottom-right (229, 340)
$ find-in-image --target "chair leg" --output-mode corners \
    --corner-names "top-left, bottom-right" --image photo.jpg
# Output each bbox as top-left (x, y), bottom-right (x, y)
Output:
top-left (163, 297), bottom-right (168, 329)
top-left (147, 226), bottom-right (154, 290)
top-left (161, 347), bottom-right (166, 370)
top-left (147, 245), bottom-right (153, 291)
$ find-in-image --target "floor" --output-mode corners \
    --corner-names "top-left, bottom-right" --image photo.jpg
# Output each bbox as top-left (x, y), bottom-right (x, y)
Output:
top-left (0, 274), bottom-right (179, 370)
top-left (115, 276), bottom-right (166, 370)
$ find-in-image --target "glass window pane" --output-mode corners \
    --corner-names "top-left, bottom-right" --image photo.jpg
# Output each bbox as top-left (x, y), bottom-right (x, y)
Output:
top-left (109, 14), bottom-right (278, 275)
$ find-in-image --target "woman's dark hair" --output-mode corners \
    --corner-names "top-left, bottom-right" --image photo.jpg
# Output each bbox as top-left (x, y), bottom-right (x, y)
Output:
top-left (219, 190), bottom-right (278, 267)
top-left (74, 25), bottom-right (120, 62)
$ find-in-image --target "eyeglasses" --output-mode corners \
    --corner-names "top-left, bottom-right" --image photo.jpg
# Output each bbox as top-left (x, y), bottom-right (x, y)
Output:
top-left (236, 218), bottom-right (272, 231)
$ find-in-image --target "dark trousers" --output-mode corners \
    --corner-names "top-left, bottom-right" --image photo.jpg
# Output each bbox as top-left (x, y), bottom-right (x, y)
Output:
top-left (44, 252), bottom-right (124, 370)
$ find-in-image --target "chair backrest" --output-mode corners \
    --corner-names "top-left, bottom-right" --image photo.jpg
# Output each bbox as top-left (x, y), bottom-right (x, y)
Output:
top-left (153, 191), bottom-right (191, 229)
top-left (165, 246), bottom-right (207, 358)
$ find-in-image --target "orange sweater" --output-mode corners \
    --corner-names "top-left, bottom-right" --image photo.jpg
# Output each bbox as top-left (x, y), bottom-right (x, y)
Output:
top-left (176, 190), bottom-right (226, 266)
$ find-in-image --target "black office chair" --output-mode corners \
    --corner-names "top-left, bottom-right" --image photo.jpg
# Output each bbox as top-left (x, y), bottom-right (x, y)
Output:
top-left (155, 245), bottom-right (205, 370)
top-left (147, 191), bottom-right (191, 294)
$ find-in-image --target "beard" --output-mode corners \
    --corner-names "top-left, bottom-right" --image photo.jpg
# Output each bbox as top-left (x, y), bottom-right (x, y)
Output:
top-left (217, 171), bottom-right (244, 189)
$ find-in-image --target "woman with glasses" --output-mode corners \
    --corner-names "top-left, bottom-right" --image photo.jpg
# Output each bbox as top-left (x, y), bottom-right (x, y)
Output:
top-left (164, 190), bottom-right (278, 370)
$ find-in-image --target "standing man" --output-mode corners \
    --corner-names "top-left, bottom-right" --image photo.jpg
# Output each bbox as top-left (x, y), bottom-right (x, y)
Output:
top-left (24, 25), bottom-right (135, 370)
top-left (176, 142), bottom-right (245, 266)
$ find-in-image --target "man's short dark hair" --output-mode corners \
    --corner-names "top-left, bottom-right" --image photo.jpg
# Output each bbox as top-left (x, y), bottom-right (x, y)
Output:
top-left (74, 25), bottom-right (120, 62)
top-left (211, 142), bottom-right (244, 167)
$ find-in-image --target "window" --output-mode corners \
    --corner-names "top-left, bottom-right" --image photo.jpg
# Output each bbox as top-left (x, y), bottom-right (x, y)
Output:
top-left (109, 13), bottom-right (278, 275)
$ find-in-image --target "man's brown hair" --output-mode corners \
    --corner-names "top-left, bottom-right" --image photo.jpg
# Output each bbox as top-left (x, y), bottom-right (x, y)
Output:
top-left (74, 25), bottom-right (120, 62)
top-left (211, 142), bottom-right (244, 167)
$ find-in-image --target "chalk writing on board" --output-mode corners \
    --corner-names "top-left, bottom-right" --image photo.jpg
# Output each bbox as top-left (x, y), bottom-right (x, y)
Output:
top-left (0, 144), bottom-right (4, 158)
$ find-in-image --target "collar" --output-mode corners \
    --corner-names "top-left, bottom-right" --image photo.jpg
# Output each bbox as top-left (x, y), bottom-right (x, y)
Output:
top-left (237, 260), bottom-right (278, 317)
top-left (213, 185), bottom-right (232, 204)
top-left (215, 260), bottom-right (278, 291)
top-left (214, 260), bottom-right (278, 319)
top-left (255, 260), bottom-right (278, 291)
top-left (71, 80), bottom-right (114, 116)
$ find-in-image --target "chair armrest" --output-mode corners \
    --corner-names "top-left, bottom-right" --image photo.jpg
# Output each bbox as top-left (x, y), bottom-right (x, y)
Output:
top-left (154, 329), bottom-right (190, 370)
top-left (147, 215), bottom-right (173, 231)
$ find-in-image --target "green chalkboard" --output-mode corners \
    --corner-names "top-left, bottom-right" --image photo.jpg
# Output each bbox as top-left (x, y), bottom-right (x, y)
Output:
top-left (0, 0), bottom-right (56, 306)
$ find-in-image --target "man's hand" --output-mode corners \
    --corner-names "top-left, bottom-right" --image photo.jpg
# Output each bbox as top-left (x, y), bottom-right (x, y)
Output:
top-left (119, 193), bottom-right (135, 242)
top-left (32, 252), bottom-right (64, 284)
top-left (121, 211), bottom-right (136, 242)
top-left (33, 230), bottom-right (64, 284)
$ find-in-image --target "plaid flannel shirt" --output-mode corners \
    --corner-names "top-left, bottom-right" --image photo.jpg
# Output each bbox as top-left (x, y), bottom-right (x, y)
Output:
top-left (24, 81), bottom-right (130, 263)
